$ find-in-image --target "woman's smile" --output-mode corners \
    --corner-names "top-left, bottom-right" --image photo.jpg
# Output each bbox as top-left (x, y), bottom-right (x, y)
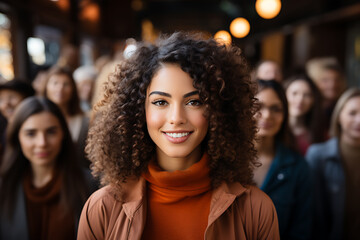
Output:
top-left (163, 131), bottom-right (193, 143)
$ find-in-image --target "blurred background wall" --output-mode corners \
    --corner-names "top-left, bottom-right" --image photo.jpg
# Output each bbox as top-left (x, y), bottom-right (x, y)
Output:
top-left (0, 0), bottom-right (359, 86)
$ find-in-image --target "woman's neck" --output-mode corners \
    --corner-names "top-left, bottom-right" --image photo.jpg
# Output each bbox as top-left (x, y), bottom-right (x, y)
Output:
top-left (31, 164), bottom-right (55, 188)
top-left (156, 147), bottom-right (202, 172)
top-left (340, 134), bottom-right (360, 148)
top-left (58, 104), bottom-right (69, 118)
top-left (289, 115), bottom-right (306, 132)
top-left (256, 136), bottom-right (276, 158)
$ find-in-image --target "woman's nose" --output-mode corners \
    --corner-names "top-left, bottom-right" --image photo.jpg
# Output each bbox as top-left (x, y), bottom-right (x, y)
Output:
top-left (36, 133), bottom-right (47, 147)
top-left (169, 104), bottom-right (186, 125)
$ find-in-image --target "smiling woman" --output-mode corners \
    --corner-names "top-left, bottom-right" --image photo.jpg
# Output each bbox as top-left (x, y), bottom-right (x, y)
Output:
top-left (306, 88), bottom-right (360, 239)
top-left (0, 96), bottom-right (97, 240)
top-left (78, 32), bottom-right (280, 240)
top-left (145, 64), bottom-right (208, 171)
top-left (254, 80), bottom-right (313, 240)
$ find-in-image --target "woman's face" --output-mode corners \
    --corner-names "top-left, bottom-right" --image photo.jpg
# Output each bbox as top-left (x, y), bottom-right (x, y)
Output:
top-left (257, 61), bottom-right (282, 82)
top-left (145, 64), bottom-right (208, 163)
top-left (286, 80), bottom-right (314, 118)
top-left (0, 89), bottom-right (24, 120)
top-left (339, 96), bottom-right (360, 145)
top-left (317, 69), bottom-right (345, 102)
top-left (46, 74), bottom-right (73, 107)
top-left (256, 88), bottom-right (284, 138)
top-left (19, 112), bottom-right (64, 169)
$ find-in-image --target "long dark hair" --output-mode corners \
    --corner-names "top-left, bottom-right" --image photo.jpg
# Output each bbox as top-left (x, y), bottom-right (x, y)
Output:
top-left (257, 79), bottom-right (294, 147)
top-left (88, 32), bottom-right (258, 188)
top-left (0, 97), bottom-right (89, 218)
top-left (283, 73), bottom-right (326, 143)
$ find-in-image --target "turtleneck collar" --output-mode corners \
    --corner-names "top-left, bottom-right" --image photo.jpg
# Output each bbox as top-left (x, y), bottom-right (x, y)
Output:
top-left (23, 169), bottom-right (62, 203)
top-left (142, 152), bottom-right (211, 203)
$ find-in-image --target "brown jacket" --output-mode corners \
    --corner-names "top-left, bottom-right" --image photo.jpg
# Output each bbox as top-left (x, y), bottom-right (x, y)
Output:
top-left (77, 178), bottom-right (280, 240)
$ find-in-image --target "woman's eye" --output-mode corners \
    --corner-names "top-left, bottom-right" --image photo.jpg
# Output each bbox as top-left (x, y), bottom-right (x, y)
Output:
top-left (47, 129), bottom-right (58, 135)
top-left (187, 99), bottom-right (203, 106)
top-left (25, 131), bottom-right (36, 137)
top-left (151, 100), bottom-right (168, 106)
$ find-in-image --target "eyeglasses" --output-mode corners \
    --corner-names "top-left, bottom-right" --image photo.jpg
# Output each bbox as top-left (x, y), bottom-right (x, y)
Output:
top-left (259, 104), bottom-right (284, 115)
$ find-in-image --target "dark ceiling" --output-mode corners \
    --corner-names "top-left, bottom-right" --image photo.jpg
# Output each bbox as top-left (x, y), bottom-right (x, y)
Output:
top-left (98, 0), bottom-right (360, 40)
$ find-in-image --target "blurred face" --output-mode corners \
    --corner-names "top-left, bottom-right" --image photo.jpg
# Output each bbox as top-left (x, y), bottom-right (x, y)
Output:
top-left (256, 88), bottom-right (284, 138)
top-left (0, 89), bottom-right (24, 120)
top-left (19, 112), bottom-right (64, 169)
top-left (317, 69), bottom-right (345, 102)
top-left (339, 96), bottom-right (360, 146)
top-left (46, 74), bottom-right (73, 107)
top-left (257, 61), bottom-right (282, 82)
top-left (76, 79), bottom-right (94, 101)
top-left (145, 64), bottom-right (208, 169)
top-left (286, 80), bottom-right (314, 118)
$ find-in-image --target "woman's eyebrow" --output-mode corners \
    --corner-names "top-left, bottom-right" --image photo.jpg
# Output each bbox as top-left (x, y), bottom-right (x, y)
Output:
top-left (148, 90), bottom-right (199, 98)
top-left (183, 90), bottom-right (199, 98)
top-left (149, 91), bottom-right (171, 97)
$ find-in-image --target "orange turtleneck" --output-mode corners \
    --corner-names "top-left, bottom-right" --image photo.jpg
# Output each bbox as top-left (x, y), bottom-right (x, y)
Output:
top-left (141, 153), bottom-right (212, 240)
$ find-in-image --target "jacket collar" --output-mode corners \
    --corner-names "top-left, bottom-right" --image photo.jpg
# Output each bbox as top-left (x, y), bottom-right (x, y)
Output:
top-left (110, 177), bottom-right (147, 219)
top-left (113, 176), bottom-right (249, 225)
top-left (208, 182), bottom-right (248, 227)
top-left (321, 137), bottom-right (341, 161)
top-left (261, 142), bottom-right (298, 191)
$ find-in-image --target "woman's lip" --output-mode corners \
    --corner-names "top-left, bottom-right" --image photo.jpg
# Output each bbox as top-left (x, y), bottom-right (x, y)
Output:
top-left (162, 131), bottom-right (192, 144)
top-left (35, 152), bottom-right (50, 158)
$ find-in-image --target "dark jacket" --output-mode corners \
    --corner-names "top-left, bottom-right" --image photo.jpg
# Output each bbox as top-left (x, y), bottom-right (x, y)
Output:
top-left (306, 138), bottom-right (345, 240)
top-left (261, 142), bottom-right (313, 240)
top-left (0, 169), bottom-right (98, 240)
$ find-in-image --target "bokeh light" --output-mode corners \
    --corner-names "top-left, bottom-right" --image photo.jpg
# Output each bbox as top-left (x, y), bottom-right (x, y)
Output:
top-left (255, 0), bottom-right (282, 19)
top-left (214, 30), bottom-right (232, 46)
top-left (230, 17), bottom-right (250, 38)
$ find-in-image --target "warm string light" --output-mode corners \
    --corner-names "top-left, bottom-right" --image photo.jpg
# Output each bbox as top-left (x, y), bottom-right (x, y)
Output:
top-left (255, 0), bottom-right (282, 19)
top-left (230, 17), bottom-right (250, 38)
top-left (214, 30), bottom-right (232, 46)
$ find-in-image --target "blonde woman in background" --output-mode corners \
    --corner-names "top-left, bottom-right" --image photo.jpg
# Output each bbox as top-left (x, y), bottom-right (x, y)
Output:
top-left (306, 88), bottom-right (360, 240)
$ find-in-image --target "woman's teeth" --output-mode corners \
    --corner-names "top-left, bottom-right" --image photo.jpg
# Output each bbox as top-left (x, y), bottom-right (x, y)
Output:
top-left (165, 132), bottom-right (190, 138)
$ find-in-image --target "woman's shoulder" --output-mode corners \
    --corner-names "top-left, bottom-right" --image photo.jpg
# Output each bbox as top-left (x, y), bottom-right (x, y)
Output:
top-left (306, 137), bottom-right (339, 163)
top-left (225, 183), bottom-right (277, 213)
top-left (244, 185), bottom-right (276, 208)
top-left (85, 185), bottom-right (119, 210)
top-left (234, 184), bottom-right (280, 238)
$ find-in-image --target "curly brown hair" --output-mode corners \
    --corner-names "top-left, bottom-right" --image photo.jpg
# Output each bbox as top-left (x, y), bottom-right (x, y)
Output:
top-left (87, 32), bottom-right (258, 188)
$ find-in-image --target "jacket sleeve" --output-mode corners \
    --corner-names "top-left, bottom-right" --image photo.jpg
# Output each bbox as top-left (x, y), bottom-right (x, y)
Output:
top-left (77, 192), bottom-right (106, 240)
top-left (256, 191), bottom-right (281, 240)
top-left (305, 145), bottom-right (331, 240)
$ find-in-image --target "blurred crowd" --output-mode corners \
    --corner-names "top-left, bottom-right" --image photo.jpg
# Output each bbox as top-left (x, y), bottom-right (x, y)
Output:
top-left (0, 37), bottom-right (359, 240)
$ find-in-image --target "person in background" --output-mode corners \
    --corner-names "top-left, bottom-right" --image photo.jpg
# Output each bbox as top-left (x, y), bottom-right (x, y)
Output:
top-left (73, 65), bottom-right (98, 113)
top-left (306, 88), bottom-right (360, 240)
top-left (253, 79), bottom-right (313, 240)
top-left (43, 67), bottom-right (90, 168)
top-left (0, 96), bottom-right (97, 240)
top-left (283, 73), bottom-right (326, 155)
top-left (32, 65), bottom-right (51, 96)
top-left (0, 79), bottom-right (35, 121)
top-left (254, 60), bottom-right (283, 82)
top-left (0, 79), bottom-right (35, 164)
top-left (78, 32), bottom-right (279, 239)
top-left (306, 58), bottom-right (347, 134)
top-left (56, 43), bottom-right (80, 73)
